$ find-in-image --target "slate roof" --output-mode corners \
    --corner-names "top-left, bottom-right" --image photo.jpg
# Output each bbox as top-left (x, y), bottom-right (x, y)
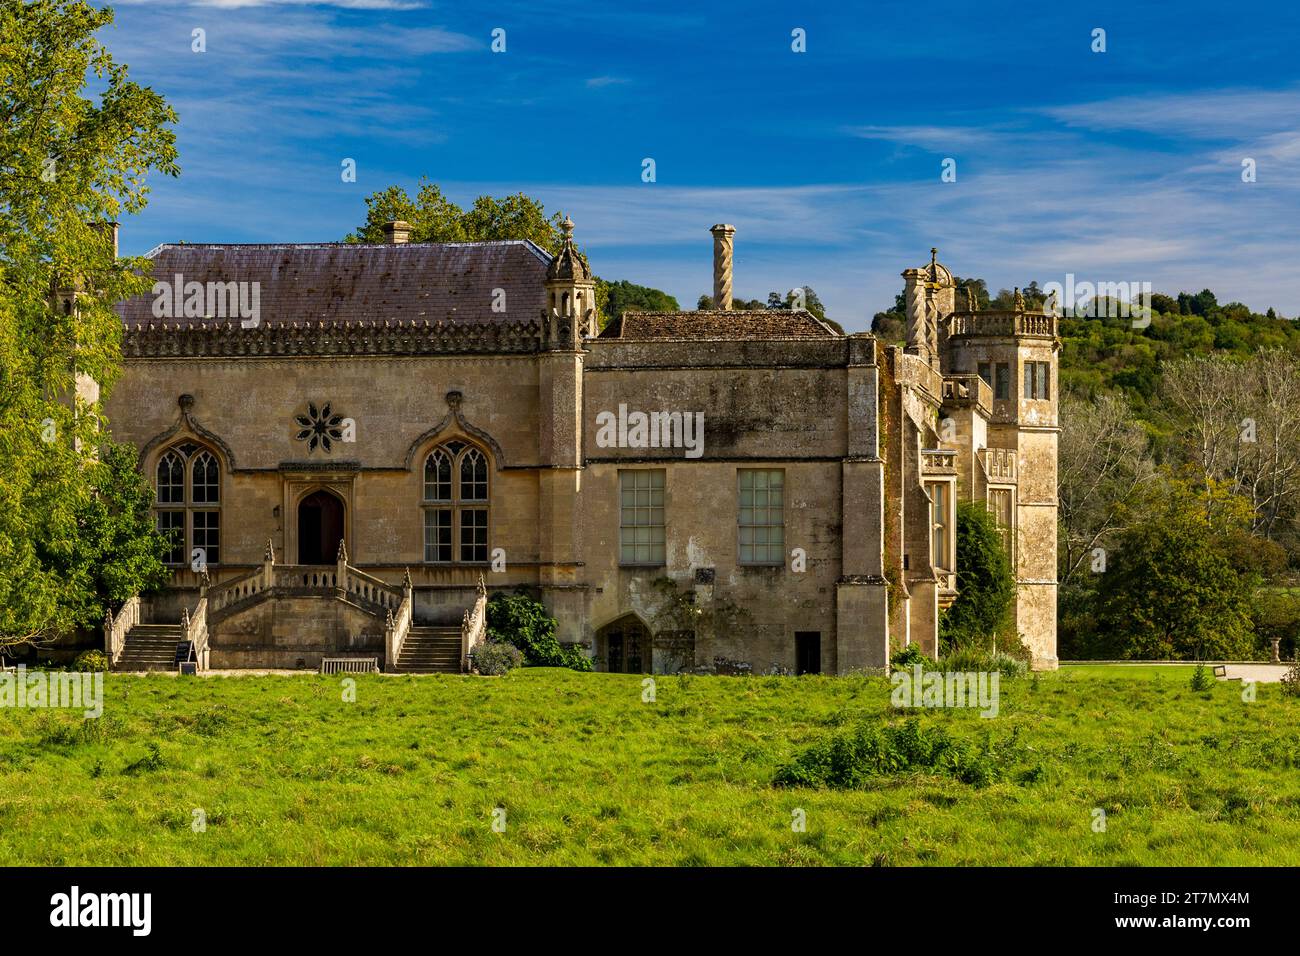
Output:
top-left (117, 241), bottom-right (552, 327)
top-left (598, 309), bottom-right (839, 340)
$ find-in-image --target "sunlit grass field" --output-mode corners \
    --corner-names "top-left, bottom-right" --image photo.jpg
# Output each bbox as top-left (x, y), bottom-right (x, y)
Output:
top-left (1, 666), bottom-right (1298, 865)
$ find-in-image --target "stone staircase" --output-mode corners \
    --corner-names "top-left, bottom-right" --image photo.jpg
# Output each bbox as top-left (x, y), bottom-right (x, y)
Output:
top-left (114, 623), bottom-right (184, 672)
top-left (394, 626), bottom-right (463, 674)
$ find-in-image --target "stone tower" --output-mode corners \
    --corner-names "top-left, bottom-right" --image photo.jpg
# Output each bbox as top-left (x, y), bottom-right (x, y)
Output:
top-left (945, 287), bottom-right (1060, 669)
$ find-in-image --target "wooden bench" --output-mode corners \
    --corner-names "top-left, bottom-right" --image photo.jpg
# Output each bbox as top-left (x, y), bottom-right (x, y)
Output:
top-left (320, 657), bottom-right (378, 675)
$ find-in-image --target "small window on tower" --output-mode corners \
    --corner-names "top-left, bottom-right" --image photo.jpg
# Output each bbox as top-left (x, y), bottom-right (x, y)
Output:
top-left (994, 363), bottom-right (1010, 400)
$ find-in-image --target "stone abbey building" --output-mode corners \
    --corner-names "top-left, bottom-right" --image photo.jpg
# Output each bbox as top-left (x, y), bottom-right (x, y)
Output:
top-left (101, 218), bottom-right (1059, 673)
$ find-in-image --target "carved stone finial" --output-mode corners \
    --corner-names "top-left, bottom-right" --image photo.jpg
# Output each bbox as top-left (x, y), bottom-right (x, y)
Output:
top-left (1013, 287), bottom-right (1025, 312)
top-left (561, 213), bottom-right (574, 239)
top-left (264, 538), bottom-right (275, 563)
top-left (386, 608), bottom-right (395, 628)
top-left (445, 390), bottom-right (463, 413)
top-left (336, 539), bottom-right (348, 564)
top-left (403, 567), bottom-right (413, 589)
top-left (966, 283), bottom-right (979, 312)
top-left (181, 607), bottom-right (190, 631)
top-left (477, 573), bottom-right (486, 599)
top-left (178, 394), bottom-right (195, 413)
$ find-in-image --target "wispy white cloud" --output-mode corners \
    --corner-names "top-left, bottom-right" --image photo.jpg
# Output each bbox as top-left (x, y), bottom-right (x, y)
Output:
top-left (585, 76), bottom-right (630, 89)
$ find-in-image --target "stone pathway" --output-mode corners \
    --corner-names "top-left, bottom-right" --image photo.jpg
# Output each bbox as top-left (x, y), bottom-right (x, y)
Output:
top-left (1218, 664), bottom-right (1292, 684)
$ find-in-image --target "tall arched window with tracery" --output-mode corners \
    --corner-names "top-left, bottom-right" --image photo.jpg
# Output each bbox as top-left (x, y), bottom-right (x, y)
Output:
top-left (154, 441), bottom-right (221, 567)
top-left (423, 440), bottom-right (489, 563)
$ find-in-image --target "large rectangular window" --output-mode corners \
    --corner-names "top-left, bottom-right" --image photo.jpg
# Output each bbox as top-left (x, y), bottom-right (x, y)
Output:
top-left (738, 469), bottom-right (784, 565)
top-left (928, 481), bottom-right (951, 570)
top-left (988, 487), bottom-right (1014, 560)
top-left (423, 509), bottom-right (452, 563)
top-left (459, 508), bottom-right (488, 563)
top-left (157, 510), bottom-right (185, 566)
top-left (1024, 360), bottom-right (1050, 400)
top-left (619, 470), bottom-right (665, 565)
top-left (192, 511), bottom-right (220, 567)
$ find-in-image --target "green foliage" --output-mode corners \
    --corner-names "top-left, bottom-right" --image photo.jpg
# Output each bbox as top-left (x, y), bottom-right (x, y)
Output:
top-left (890, 644), bottom-right (932, 670)
top-left (486, 591), bottom-right (589, 670)
top-left (346, 180), bottom-right (563, 252)
top-left (1250, 589), bottom-right (1300, 661)
top-left (469, 639), bottom-right (522, 676)
top-left (940, 503), bottom-right (1016, 652)
top-left (72, 649), bottom-right (108, 672)
top-left (594, 278), bottom-right (679, 327)
top-left (1189, 663), bottom-right (1215, 692)
top-left (1091, 479), bottom-right (1258, 660)
top-left (774, 717), bottom-right (1023, 789)
top-left (940, 648), bottom-right (1028, 680)
top-left (0, 0), bottom-right (178, 646)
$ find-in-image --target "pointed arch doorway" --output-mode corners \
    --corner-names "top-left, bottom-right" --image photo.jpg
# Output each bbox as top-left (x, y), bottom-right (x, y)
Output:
top-left (298, 489), bottom-right (345, 565)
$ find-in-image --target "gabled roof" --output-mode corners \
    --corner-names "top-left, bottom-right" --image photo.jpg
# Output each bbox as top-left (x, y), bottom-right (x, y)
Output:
top-left (598, 309), bottom-right (839, 340)
top-left (117, 241), bottom-right (552, 327)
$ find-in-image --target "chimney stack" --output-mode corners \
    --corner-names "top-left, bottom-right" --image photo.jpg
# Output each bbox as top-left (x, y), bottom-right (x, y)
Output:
top-left (382, 220), bottom-right (412, 244)
top-left (710, 224), bottom-right (735, 310)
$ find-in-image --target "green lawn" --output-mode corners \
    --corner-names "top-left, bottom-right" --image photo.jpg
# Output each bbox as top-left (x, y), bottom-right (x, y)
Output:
top-left (1, 666), bottom-right (1298, 865)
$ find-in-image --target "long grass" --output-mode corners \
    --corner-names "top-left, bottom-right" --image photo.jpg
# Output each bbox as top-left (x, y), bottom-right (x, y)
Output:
top-left (1, 666), bottom-right (1298, 865)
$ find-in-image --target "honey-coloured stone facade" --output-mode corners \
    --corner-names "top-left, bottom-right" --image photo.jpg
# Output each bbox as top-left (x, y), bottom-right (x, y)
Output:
top-left (102, 225), bottom-right (1059, 672)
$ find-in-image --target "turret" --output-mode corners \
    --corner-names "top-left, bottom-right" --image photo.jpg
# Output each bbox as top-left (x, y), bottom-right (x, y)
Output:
top-left (945, 288), bottom-right (1060, 669)
top-left (543, 214), bottom-right (598, 347)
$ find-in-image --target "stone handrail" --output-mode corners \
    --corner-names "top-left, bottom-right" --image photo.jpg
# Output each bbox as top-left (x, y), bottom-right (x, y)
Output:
top-left (385, 571), bottom-right (414, 673)
top-left (342, 563), bottom-right (403, 611)
top-left (461, 574), bottom-right (488, 671)
top-left (207, 566), bottom-right (266, 614)
top-left (181, 595), bottom-right (209, 671)
top-left (103, 595), bottom-right (141, 666)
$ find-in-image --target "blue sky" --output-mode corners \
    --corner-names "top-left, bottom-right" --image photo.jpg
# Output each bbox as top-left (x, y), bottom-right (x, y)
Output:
top-left (99, 0), bottom-right (1300, 330)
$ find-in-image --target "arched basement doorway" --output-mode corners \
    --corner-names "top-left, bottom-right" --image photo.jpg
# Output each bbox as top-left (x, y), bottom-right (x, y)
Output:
top-left (298, 489), bottom-right (345, 565)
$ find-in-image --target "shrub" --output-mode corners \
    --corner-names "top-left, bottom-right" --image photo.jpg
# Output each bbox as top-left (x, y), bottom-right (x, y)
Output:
top-left (486, 591), bottom-right (590, 670)
top-left (1279, 658), bottom-right (1300, 698)
top-left (1190, 663), bottom-right (1216, 691)
top-left (774, 717), bottom-right (1022, 789)
top-left (469, 640), bottom-right (522, 676)
top-left (72, 649), bottom-right (108, 672)
top-left (941, 648), bottom-right (1028, 680)
top-left (891, 644), bottom-right (932, 671)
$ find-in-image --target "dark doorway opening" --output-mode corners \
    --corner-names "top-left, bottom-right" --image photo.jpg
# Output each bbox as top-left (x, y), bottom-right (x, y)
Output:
top-left (598, 617), bottom-right (651, 674)
top-left (795, 631), bottom-right (821, 675)
top-left (298, 490), bottom-right (344, 565)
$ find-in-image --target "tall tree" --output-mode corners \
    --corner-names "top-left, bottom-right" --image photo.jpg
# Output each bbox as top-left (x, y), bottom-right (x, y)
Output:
top-left (0, 0), bottom-right (178, 646)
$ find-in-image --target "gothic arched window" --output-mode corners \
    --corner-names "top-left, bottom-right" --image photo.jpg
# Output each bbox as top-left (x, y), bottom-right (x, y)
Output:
top-left (422, 440), bottom-right (489, 563)
top-left (154, 441), bottom-right (221, 568)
